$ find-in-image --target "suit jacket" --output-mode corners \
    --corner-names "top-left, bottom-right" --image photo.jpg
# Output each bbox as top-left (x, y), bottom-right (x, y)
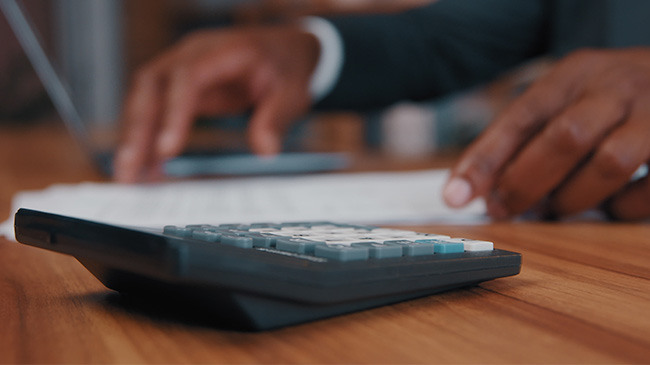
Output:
top-left (318, 0), bottom-right (650, 110)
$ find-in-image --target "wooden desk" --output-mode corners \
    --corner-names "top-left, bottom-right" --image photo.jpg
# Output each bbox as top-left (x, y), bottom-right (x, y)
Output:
top-left (1, 123), bottom-right (649, 363)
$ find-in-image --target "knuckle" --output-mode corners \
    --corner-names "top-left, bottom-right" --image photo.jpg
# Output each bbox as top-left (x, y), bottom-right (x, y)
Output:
top-left (592, 143), bottom-right (637, 179)
top-left (544, 115), bottom-right (589, 153)
top-left (504, 98), bottom-right (545, 134)
top-left (457, 153), bottom-right (500, 194)
top-left (611, 67), bottom-right (650, 95)
top-left (169, 65), bottom-right (195, 84)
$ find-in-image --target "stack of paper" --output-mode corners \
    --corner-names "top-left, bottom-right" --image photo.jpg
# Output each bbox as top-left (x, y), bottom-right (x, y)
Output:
top-left (1, 169), bottom-right (486, 239)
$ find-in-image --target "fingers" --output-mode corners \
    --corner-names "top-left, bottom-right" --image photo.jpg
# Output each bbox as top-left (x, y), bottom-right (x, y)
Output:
top-left (114, 27), bottom-right (318, 183)
top-left (247, 75), bottom-right (310, 156)
top-left (443, 60), bottom-right (585, 208)
top-left (155, 47), bottom-right (260, 159)
top-left (114, 40), bottom-right (260, 182)
top-left (443, 49), bottom-right (650, 221)
top-left (548, 107), bottom-right (650, 216)
top-left (605, 168), bottom-right (650, 220)
top-left (486, 92), bottom-right (628, 217)
top-left (114, 59), bottom-right (170, 183)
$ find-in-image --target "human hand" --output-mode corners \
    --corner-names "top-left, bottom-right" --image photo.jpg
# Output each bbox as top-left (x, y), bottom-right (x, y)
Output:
top-left (443, 48), bottom-right (650, 221)
top-left (114, 25), bottom-right (320, 182)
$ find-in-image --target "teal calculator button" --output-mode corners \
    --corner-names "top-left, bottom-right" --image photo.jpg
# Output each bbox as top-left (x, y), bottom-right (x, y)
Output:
top-left (384, 240), bottom-right (434, 256)
top-left (221, 235), bottom-right (253, 249)
top-left (434, 242), bottom-right (464, 253)
top-left (276, 238), bottom-right (326, 254)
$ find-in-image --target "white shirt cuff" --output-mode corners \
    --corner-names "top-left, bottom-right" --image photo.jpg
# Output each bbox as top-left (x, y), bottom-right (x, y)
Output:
top-left (301, 16), bottom-right (344, 103)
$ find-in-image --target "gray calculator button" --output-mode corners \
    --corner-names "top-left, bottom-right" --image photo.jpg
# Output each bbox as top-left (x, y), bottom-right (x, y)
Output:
top-left (352, 242), bottom-right (403, 259)
top-left (245, 232), bottom-right (281, 248)
top-left (218, 223), bottom-right (250, 230)
top-left (384, 240), bottom-right (434, 256)
top-left (315, 244), bottom-right (369, 262)
top-left (221, 235), bottom-right (253, 249)
top-left (276, 238), bottom-right (326, 254)
top-left (163, 225), bottom-right (193, 238)
top-left (191, 230), bottom-right (221, 242)
top-left (249, 223), bottom-right (282, 229)
top-left (185, 224), bottom-right (217, 229)
top-left (215, 228), bottom-right (250, 236)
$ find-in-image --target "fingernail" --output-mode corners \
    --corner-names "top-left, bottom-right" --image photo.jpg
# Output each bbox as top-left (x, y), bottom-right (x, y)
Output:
top-left (443, 178), bottom-right (473, 208)
top-left (156, 132), bottom-right (176, 158)
top-left (257, 133), bottom-right (280, 157)
top-left (114, 147), bottom-right (135, 182)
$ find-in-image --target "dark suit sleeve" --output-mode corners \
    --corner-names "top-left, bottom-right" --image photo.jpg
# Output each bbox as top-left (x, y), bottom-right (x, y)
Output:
top-left (316, 0), bottom-right (550, 110)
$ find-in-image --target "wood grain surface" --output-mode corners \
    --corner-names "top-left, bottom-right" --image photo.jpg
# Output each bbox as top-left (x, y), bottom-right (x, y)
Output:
top-left (1, 123), bottom-right (649, 363)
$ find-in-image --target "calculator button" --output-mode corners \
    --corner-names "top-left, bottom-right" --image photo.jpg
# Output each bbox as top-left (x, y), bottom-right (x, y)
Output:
top-left (322, 227), bottom-right (358, 233)
top-left (248, 227), bottom-right (281, 233)
top-left (191, 230), bottom-right (221, 242)
top-left (249, 223), bottom-right (282, 229)
top-left (456, 239), bottom-right (493, 252)
top-left (383, 240), bottom-right (434, 256)
top-left (280, 226), bottom-right (311, 231)
top-left (215, 228), bottom-right (250, 237)
top-left (413, 234), bottom-right (451, 240)
top-left (369, 228), bottom-right (416, 237)
top-left (276, 238), bottom-right (326, 254)
top-left (319, 239), bottom-right (361, 245)
top-left (245, 232), bottom-right (281, 248)
top-left (221, 235), bottom-right (253, 249)
top-left (351, 242), bottom-right (403, 259)
top-left (435, 241), bottom-right (464, 253)
top-left (185, 224), bottom-right (217, 229)
top-left (218, 223), bottom-right (250, 230)
top-left (308, 224), bottom-right (341, 231)
top-left (414, 239), bottom-right (464, 254)
top-left (163, 225), bottom-right (193, 238)
top-left (314, 244), bottom-right (369, 262)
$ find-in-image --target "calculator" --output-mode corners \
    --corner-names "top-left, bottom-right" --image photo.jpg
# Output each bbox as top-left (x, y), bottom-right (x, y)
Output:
top-left (14, 208), bottom-right (521, 331)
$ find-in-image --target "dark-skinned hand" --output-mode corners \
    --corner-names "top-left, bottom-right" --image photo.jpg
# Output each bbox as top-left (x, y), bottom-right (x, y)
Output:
top-left (443, 48), bottom-right (650, 221)
top-left (114, 25), bottom-right (319, 183)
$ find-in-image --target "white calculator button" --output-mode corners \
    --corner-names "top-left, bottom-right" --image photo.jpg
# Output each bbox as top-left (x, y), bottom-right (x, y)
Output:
top-left (248, 228), bottom-right (281, 233)
top-left (447, 238), bottom-right (493, 251)
top-left (370, 228), bottom-right (416, 236)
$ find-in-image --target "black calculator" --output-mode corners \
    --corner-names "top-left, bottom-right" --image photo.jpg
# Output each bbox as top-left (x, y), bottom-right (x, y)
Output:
top-left (14, 208), bottom-right (521, 331)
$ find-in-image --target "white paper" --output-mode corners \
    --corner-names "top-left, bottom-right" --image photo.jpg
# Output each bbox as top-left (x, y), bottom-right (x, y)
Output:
top-left (1, 169), bottom-right (486, 239)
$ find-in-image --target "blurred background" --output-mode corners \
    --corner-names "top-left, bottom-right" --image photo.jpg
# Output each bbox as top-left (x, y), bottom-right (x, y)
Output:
top-left (0, 0), bottom-right (548, 158)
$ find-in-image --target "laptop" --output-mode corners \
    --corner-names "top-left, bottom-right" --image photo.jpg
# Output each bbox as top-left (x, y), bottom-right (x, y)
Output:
top-left (0, 0), bottom-right (348, 177)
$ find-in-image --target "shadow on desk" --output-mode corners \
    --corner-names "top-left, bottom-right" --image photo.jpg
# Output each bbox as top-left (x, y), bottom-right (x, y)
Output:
top-left (73, 282), bottom-right (508, 334)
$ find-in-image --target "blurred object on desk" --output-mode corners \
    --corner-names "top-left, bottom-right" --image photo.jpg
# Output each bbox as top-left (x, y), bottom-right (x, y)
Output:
top-left (368, 58), bottom-right (554, 158)
top-left (0, 0), bottom-right (53, 122)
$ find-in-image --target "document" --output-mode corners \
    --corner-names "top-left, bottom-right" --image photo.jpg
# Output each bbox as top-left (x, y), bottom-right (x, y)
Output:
top-left (0, 169), bottom-right (486, 239)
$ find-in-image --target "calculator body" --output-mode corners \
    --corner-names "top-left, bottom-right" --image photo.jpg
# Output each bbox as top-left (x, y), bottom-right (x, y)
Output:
top-left (14, 208), bottom-right (521, 331)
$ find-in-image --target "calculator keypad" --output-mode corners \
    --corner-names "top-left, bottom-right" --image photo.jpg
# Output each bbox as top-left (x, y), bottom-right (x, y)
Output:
top-left (163, 222), bottom-right (493, 262)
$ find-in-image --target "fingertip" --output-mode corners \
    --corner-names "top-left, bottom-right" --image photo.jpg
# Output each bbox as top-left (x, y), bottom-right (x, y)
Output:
top-left (251, 130), bottom-right (281, 157)
top-left (113, 146), bottom-right (138, 183)
top-left (155, 131), bottom-right (181, 160)
top-left (443, 177), bottom-right (474, 208)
